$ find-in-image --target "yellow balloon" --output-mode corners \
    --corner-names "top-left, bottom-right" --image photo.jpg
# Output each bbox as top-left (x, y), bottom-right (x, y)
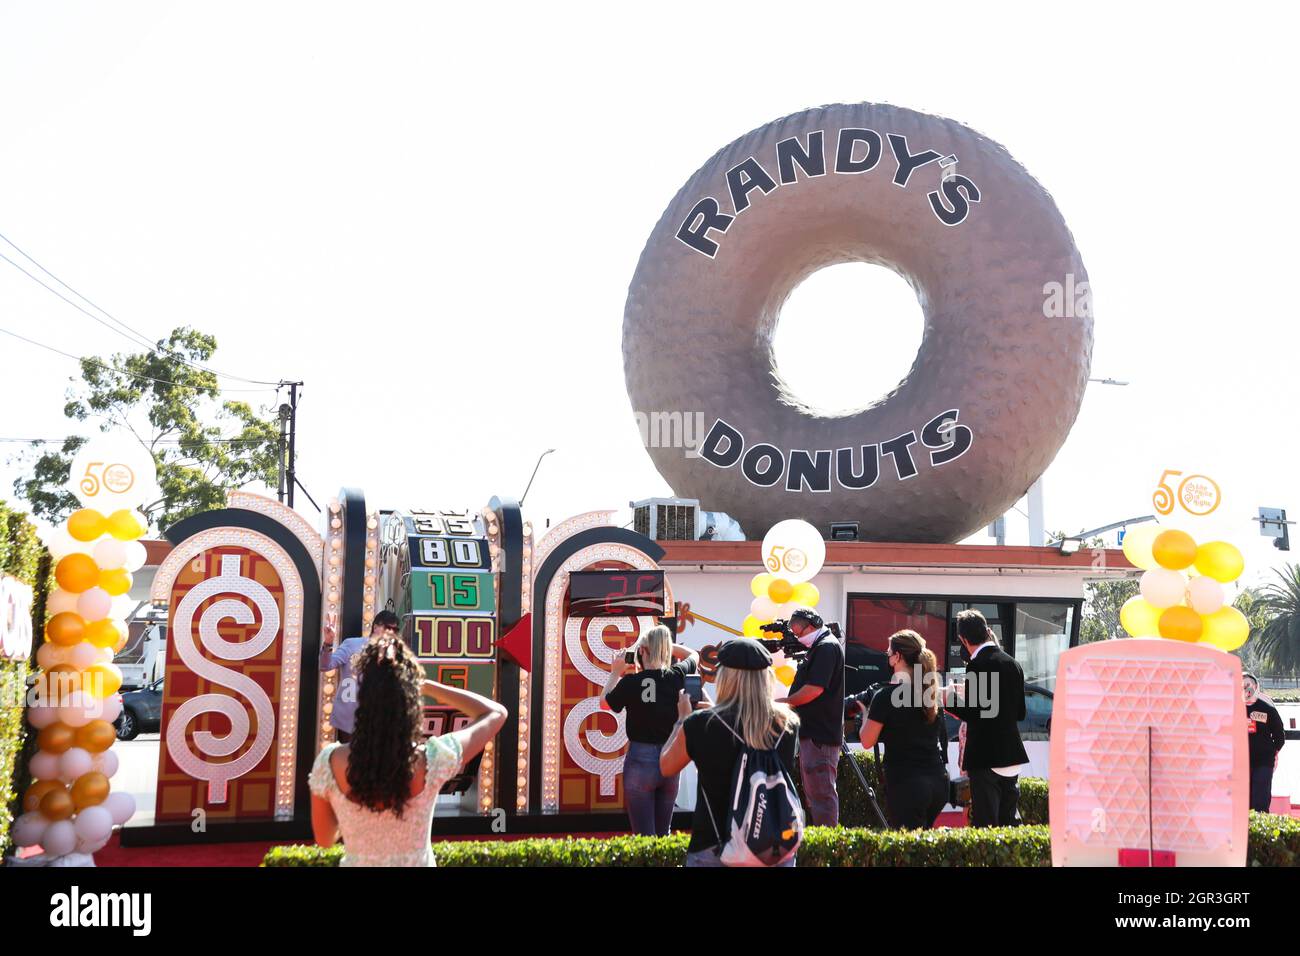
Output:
top-left (1158, 605), bottom-right (1203, 643)
top-left (742, 615), bottom-right (764, 638)
top-left (774, 665), bottom-right (796, 686)
top-left (791, 582), bottom-right (820, 607)
top-left (767, 578), bottom-right (794, 604)
top-left (1121, 524), bottom-right (1161, 571)
top-left (1201, 605), bottom-right (1250, 651)
top-left (98, 568), bottom-right (132, 596)
top-left (1193, 541), bottom-right (1245, 584)
top-left (1152, 529), bottom-right (1198, 570)
top-left (82, 662), bottom-right (122, 698)
top-left (67, 508), bottom-right (107, 542)
top-left (84, 618), bottom-right (124, 649)
top-left (1119, 596), bottom-right (1162, 637)
top-left (750, 573), bottom-right (775, 598)
top-left (106, 509), bottom-right (146, 541)
top-left (55, 553), bottom-right (100, 593)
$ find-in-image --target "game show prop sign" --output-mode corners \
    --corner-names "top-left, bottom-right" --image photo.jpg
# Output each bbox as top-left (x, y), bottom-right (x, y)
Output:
top-left (0, 574), bottom-right (33, 662)
top-left (1051, 517), bottom-right (1250, 866)
top-left (12, 434), bottom-right (156, 861)
top-left (145, 492), bottom-right (323, 838)
top-left (529, 513), bottom-right (670, 814)
top-left (624, 102), bottom-right (1092, 542)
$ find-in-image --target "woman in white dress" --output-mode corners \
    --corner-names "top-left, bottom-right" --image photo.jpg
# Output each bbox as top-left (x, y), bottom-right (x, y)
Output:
top-left (309, 634), bottom-right (506, 866)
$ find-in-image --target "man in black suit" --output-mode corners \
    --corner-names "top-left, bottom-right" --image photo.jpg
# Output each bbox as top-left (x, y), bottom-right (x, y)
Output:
top-left (947, 609), bottom-right (1028, 827)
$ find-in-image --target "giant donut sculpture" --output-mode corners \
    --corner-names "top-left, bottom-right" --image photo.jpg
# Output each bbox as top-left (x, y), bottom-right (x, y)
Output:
top-left (623, 102), bottom-right (1092, 543)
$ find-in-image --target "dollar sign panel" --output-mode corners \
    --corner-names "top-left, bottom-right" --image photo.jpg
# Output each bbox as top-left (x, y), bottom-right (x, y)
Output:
top-left (155, 546), bottom-right (291, 823)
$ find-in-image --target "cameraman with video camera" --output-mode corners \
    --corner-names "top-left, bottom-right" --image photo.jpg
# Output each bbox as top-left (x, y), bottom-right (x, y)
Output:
top-left (776, 608), bottom-right (844, 826)
top-left (851, 630), bottom-right (949, 829)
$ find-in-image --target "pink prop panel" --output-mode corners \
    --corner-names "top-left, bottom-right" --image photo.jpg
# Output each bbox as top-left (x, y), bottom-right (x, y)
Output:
top-left (1049, 638), bottom-right (1247, 867)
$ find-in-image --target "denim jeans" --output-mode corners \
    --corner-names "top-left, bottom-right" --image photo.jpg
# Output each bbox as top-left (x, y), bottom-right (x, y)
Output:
top-left (798, 739), bottom-right (841, 827)
top-left (623, 741), bottom-right (679, 836)
top-left (685, 848), bottom-right (797, 867)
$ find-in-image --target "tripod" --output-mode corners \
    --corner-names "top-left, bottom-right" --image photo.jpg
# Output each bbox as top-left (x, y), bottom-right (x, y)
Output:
top-left (840, 740), bottom-right (889, 828)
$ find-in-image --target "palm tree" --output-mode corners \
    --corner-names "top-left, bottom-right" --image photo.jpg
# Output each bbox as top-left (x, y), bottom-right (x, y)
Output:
top-left (1253, 564), bottom-right (1300, 676)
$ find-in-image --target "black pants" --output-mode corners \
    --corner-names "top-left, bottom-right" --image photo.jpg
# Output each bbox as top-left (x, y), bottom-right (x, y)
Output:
top-left (883, 765), bottom-right (948, 829)
top-left (1250, 765), bottom-right (1275, 813)
top-left (969, 767), bottom-right (1019, 827)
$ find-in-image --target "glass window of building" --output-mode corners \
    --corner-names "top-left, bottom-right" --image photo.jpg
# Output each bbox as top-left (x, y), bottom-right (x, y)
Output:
top-left (1015, 602), bottom-right (1074, 692)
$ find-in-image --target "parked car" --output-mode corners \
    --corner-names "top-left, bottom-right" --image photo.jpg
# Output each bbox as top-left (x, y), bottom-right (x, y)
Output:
top-left (114, 677), bottom-right (164, 740)
top-left (942, 682), bottom-right (1054, 742)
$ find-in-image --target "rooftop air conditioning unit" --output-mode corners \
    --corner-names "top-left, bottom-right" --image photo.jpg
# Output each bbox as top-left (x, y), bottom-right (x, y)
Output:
top-left (631, 497), bottom-right (699, 541)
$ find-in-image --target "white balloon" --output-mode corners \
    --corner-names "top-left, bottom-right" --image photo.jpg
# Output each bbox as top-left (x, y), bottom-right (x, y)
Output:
top-left (57, 690), bottom-right (96, 728)
top-left (1140, 568), bottom-right (1187, 609)
top-left (68, 435), bottom-right (160, 511)
top-left (29, 751), bottom-right (60, 781)
top-left (103, 790), bottom-right (136, 826)
top-left (761, 519), bottom-right (827, 585)
top-left (1187, 576), bottom-right (1225, 615)
top-left (36, 643), bottom-right (70, 670)
top-left (93, 538), bottom-right (128, 570)
top-left (70, 642), bottom-right (100, 670)
top-left (750, 596), bottom-right (780, 620)
top-left (98, 693), bottom-right (122, 724)
top-left (11, 811), bottom-right (49, 848)
top-left (73, 805), bottom-right (114, 844)
top-left (92, 749), bottom-right (119, 778)
top-left (775, 601), bottom-right (802, 619)
top-left (59, 747), bottom-right (94, 783)
top-left (26, 703), bottom-right (60, 729)
top-left (44, 530), bottom-right (92, 562)
top-left (76, 587), bottom-right (114, 621)
top-left (41, 819), bottom-right (78, 857)
top-left (110, 595), bottom-right (136, 619)
top-left (46, 589), bottom-right (80, 616)
top-left (122, 540), bottom-right (148, 572)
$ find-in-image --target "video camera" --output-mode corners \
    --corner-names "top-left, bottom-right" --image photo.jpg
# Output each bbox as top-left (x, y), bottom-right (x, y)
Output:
top-left (843, 682), bottom-right (888, 724)
top-left (756, 619), bottom-right (843, 662)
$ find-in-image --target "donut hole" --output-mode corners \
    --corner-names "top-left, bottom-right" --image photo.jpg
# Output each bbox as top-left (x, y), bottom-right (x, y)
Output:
top-left (771, 261), bottom-right (924, 416)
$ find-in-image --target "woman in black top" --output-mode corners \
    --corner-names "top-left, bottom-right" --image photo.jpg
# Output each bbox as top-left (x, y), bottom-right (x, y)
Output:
top-left (659, 639), bottom-right (799, 866)
top-left (603, 625), bottom-right (699, 835)
top-left (855, 629), bottom-right (949, 830)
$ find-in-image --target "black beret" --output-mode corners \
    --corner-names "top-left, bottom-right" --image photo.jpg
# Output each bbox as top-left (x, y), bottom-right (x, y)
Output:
top-left (716, 639), bottom-right (773, 671)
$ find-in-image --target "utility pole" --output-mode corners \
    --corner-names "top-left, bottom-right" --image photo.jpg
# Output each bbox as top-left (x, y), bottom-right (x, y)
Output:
top-left (276, 400), bottom-right (291, 503)
top-left (280, 380), bottom-right (303, 508)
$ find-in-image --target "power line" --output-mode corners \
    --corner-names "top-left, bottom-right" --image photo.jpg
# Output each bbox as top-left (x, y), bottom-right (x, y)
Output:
top-left (0, 437), bottom-right (273, 445)
top-left (0, 232), bottom-right (282, 386)
top-left (0, 325), bottom-right (276, 394)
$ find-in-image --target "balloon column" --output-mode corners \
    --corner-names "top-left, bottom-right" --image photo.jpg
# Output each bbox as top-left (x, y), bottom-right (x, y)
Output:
top-left (743, 520), bottom-right (827, 687)
top-left (1118, 525), bottom-right (1249, 650)
top-left (11, 436), bottom-right (158, 860)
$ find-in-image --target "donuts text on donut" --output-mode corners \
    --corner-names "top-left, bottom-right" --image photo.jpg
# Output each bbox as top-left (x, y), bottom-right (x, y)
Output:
top-left (698, 409), bottom-right (973, 493)
top-left (676, 128), bottom-right (983, 258)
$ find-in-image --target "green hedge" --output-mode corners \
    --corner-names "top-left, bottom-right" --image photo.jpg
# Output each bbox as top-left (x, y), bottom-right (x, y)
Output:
top-left (0, 500), bottom-right (52, 858)
top-left (263, 813), bottom-right (1300, 867)
top-left (263, 824), bottom-right (1052, 867)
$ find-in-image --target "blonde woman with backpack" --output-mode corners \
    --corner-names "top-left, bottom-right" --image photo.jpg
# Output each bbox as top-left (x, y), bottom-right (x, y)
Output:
top-left (659, 639), bottom-right (801, 867)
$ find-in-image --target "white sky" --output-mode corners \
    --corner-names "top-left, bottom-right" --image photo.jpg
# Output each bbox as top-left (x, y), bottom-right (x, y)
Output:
top-left (0, 2), bottom-right (1296, 588)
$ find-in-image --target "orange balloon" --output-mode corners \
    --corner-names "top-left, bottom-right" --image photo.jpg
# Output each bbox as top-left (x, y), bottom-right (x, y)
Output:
top-left (1152, 529), bottom-right (1198, 571)
top-left (55, 552), bottom-right (100, 593)
top-left (67, 508), bottom-right (107, 542)
top-left (39, 787), bottom-right (76, 821)
top-left (82, 663), bottom-right (122, 699)
top-left (45, 612), bottom-right (86, 647)
top-left (23, 779), bottom-right (64, 813)
top-left (1158, 605), bottom-right (1203, 642)
top-left (106, 509), bottom-right (146, 540)
top-left (75, 720), bottom-right (117, 754)
top-left (37, 722), bottom-right (75, 755)
top-left (767, 578), bottom-right (794, 604)
top-left (84, 618), bottom-right (125, 649)
top-left (71, 771), bottom-right (110, 809)
top-left (98, 568), bottom-right (132, 596)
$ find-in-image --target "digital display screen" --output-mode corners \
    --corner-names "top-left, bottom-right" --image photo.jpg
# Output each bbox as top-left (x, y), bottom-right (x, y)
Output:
top-left (568, 571), bottom-right (665, 618)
